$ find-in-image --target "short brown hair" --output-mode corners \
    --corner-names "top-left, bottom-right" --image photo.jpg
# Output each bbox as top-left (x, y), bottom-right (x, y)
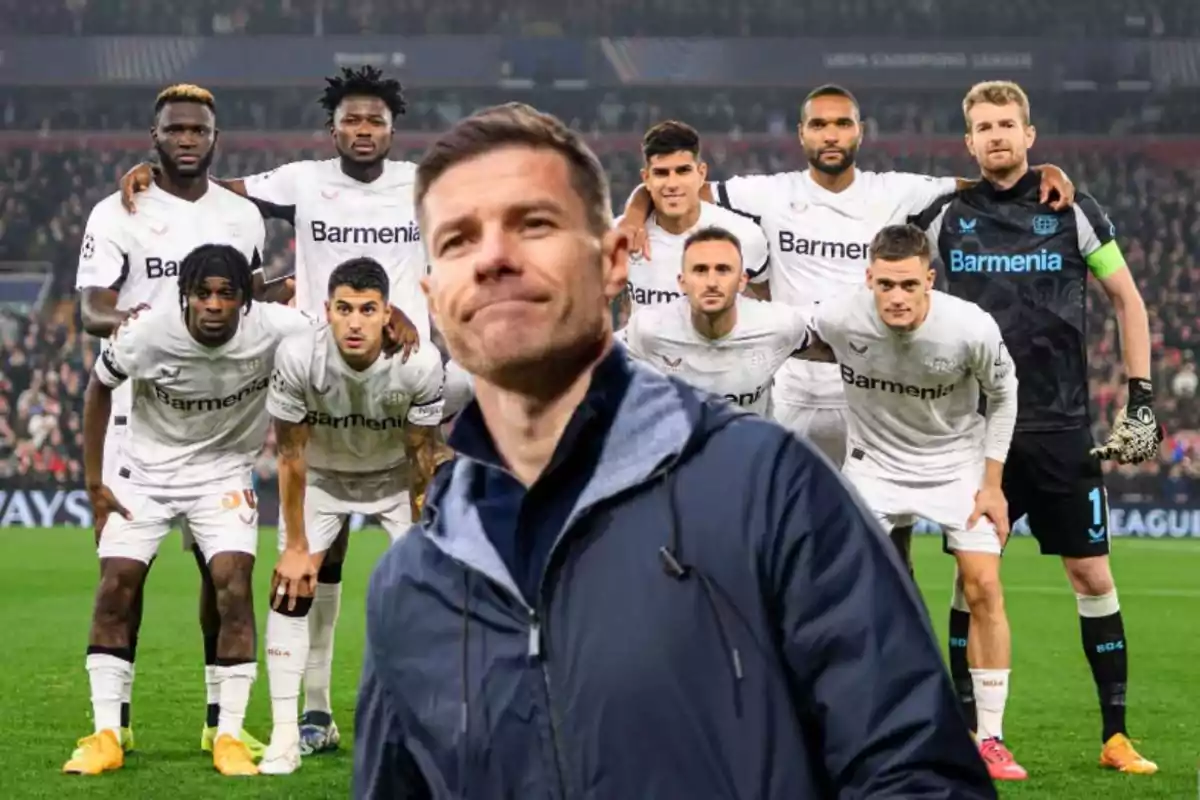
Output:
top-left (415, 102), bottom-right (611, 234)
top-left (683, 226), bottom-right (742, 261)
top-left (962, 80), bottom-right (1031, 130)
top-left (869, 224), bottom-right (932, 264)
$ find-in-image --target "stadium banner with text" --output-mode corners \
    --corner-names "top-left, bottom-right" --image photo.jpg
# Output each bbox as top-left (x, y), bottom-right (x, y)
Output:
top-left (1, 484), bottom-right (1198, 539)
top-left (600, 37), bottom-right (1151, 89)
top-left (0, 35), bottom-right (1160, 88)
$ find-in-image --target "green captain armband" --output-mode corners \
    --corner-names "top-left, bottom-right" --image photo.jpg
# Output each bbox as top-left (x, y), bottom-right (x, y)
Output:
top-left (1086, 240), bottom-right (1126, 279)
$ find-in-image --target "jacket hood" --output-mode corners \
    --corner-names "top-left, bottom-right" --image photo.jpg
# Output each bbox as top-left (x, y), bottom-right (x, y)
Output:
top-left (420, 345), bottom-right (747, 606)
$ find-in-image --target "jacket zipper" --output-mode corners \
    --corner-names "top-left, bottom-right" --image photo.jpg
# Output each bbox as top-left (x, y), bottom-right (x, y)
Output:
top-left (529, 457), bottom-right (679, 800)
top-left (527, 611), bottom-right (569, 800)
top-left (436, 458), bottom-right (683, 800)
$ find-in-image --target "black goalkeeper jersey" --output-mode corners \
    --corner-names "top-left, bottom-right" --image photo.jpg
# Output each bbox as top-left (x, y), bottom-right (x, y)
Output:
top-left (912, 170), bottom-right (1122, 433)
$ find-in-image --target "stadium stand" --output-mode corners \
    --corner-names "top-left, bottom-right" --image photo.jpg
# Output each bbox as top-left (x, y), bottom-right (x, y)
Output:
top-left (2, 0), bottom-right (1198, 37)
top-left (5, 87), bottom-right (1200, 136)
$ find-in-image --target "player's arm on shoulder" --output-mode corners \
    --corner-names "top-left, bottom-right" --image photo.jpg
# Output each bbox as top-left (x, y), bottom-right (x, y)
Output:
top-left (711, 174), bottom-right (778, 220)
top-left (883, 172), bottom-right (959, 217)
top-left (760, 436), bottom-right (994, 796)
top-left (1077, 196), bottom-right (1153, 382)
top-left (265, 303), bottom-right (321, 338)
top-left (240, 161), bottom-right (307, 224)
top-left (402, 350), bottom-right (454, 520)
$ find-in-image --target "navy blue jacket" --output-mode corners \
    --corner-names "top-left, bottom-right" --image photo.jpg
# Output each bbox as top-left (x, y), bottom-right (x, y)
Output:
top-left (355, 347), bottom-right (995, 799)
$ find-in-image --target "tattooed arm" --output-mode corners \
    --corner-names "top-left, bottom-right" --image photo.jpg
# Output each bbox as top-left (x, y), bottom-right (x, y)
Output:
top-left (275, 418), bottom-right (311, 553)
top-left (402, 423), bottom-right (454, 521)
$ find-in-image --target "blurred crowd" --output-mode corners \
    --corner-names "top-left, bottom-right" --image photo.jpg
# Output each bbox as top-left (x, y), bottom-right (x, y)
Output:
top-left (3, 0), bottom-right (1196, 37)
top-left (0, 311), bottom-right (92, 488)
top-left (6, 87), bottom-right (1200, 138)
top-left (1, 131), bottom-right (1197, 500)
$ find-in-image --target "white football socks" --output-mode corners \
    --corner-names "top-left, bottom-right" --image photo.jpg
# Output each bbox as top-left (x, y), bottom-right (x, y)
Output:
top-left (304, 582), bottom-right (342, 715)
top-left (121, 663), bottom-right (135, 719)
top-left (205, 664), bottom-right (221, 717)
top-left (971, 668), bottom-right (1011, 741)
top-left (267, 609), bottom-right (310, 742)
top-left (87, 653), bottom-right (131, 736)
top-left (215, 662), bottom-right (257, 739)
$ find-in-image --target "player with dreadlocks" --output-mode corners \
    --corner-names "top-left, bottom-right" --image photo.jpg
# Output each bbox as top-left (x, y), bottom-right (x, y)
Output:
top-left (71, 244), bottom-right (318, 777)
top-left (73, 83), bottom-right (270, 763)
top-left (117, 66), bottom-right (430, 756)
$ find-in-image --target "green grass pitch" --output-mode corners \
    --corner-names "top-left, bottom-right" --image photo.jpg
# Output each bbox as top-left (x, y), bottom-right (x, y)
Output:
top-left (1, 529), bottom-right (1196, 799)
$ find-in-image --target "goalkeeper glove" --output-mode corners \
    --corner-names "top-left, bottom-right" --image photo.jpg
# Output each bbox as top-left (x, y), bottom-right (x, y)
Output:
top-left (1090, 378), bottom-right (1164, 464)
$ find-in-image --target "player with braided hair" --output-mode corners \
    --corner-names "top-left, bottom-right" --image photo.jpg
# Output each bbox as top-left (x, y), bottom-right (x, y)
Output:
top-left (178, 243), bottom-right (256, 319)
top-left (117, 66), bottom-right (430, 756)
top-left (74, 83), bottom-right (269, 762)
top-left (68, 244), bottom-right (317, 777)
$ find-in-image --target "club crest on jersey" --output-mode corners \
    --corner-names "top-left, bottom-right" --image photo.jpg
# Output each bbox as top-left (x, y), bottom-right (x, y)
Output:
top-left (1032, 214), bottom-right (1059, 235)
top-left (382, 390), bottom-right (410, 406)
top-left (924, 355), bottom-right (962, 374)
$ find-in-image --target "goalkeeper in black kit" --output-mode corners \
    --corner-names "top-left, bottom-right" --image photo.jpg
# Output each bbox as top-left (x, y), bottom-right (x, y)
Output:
top-left (913, 80), bottom-right (1161, 777)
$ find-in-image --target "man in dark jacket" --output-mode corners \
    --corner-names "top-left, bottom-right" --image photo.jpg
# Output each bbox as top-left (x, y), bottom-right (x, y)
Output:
top-left (354, 102), bottom-right (997, 800)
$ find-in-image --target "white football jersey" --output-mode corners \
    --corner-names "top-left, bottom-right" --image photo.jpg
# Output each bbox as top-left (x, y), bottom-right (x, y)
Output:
top-left (622, 297), bottom-right (812, 416)
top-left (267, 324), bottom-right (445, 476)
top-left (714, 169), bottom-right (957, 406)
top-left (76, 183), bottom-right (266, 420)
top-left (241, 159), bottom-right (429, 339)
top-left (94, 303), bottom-right (317, 495)
top-left (623, 202), bottom-right (771, 310)
top-left (811, 287), bottom-right (1017, 482)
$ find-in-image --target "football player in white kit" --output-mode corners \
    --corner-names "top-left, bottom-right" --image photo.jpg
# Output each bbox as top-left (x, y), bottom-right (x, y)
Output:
top-left (67, 245), bottom-right (318, 777)
top-left (259, 258), bottom-right (451, 774)
top-left (74, 84), bottom-right (267, 759)
top-left (804, 224), bottom-right (1027, 781)
top-left (614, 121), bottom-right (770, 326)
top-left (120, 66), bottom-right (428, 752)
top-left (621, 226), bottom-right (813, 416)
top-left (620, 85), bottom-right (1071, 463)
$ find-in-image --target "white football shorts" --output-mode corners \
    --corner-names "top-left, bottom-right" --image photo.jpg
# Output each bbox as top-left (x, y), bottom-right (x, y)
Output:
top-left (276, 468), bottom-right (413, 555)
top-left (772, 400), bottom-right (848, 468)
top-left (843, 463), bottom-right (1002, 555)
top-left (98, 481), bottom-right (260, 564)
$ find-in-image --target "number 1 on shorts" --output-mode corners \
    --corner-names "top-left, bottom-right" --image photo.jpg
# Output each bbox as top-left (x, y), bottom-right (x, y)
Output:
top-left (1088, 487), bottom-right (1104, 527)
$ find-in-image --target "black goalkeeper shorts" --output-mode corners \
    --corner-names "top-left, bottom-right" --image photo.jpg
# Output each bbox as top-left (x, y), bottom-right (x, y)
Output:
top-left (1003, 427), bottom-right (1110, 558)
